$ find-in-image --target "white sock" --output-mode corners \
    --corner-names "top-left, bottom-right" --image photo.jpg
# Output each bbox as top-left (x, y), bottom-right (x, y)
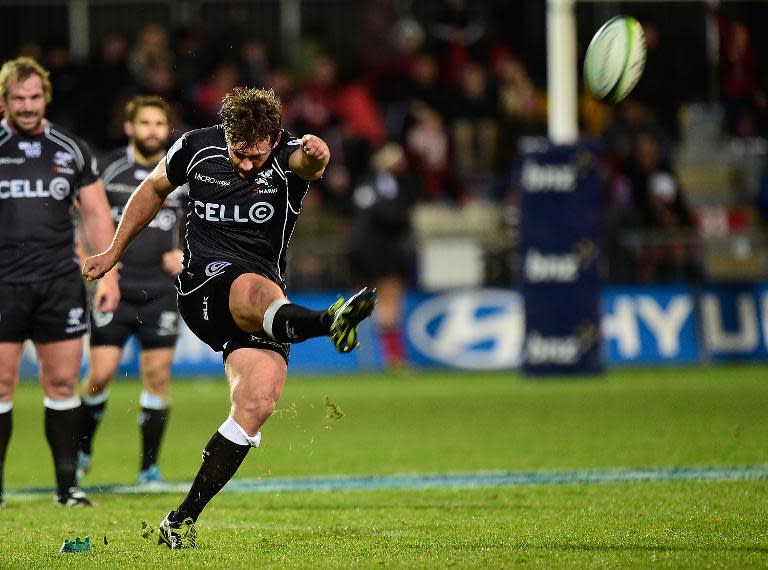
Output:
top-left (262, 299), bottom-right (290, 340)
top-left (43, 395), bottom-right (81, 410)
top-left (0, 401), bottom-right (12, 414)
top-left (82, 389), bottom-right (109, 406)
top-left (139, 390), bottom-right (169, 410)
top-left (218, 416), bottom-right (261, 448)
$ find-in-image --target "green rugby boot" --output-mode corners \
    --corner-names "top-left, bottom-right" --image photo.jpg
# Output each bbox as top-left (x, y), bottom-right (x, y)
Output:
top-left (328, 287), bottom-right (377, 353)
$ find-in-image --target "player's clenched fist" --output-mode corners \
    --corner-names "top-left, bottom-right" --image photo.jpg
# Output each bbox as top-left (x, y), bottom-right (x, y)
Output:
top-left (300, 134), bottom-right (330, 161)
top-left (82, 250), bottom-right (118, 281)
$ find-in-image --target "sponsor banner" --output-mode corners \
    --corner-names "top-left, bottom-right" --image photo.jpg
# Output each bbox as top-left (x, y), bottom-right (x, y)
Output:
top-left (603, 286), bottom-right (700, 364)
top-left (405, 289), bottom-right (523, 370)
top-left (19, 293), bottom-right (381, 378)
top-left (518, 137), bottom-right (604, 374)
top-left (17, 285), bottom-right (768, 378)
top-left (700, 283), bottom-right (768, 361)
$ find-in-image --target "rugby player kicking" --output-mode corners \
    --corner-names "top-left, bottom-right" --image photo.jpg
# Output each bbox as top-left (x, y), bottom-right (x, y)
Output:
top-left (82, 87), bottom-right (375, 548)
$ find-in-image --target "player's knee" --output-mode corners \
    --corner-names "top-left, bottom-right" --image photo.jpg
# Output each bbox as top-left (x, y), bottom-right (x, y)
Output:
top-left (142, 366), bottom-right (169, 393)
top-left (234, 393), bottom-right (277, 422)
top-left (0, 365), bottom-right (20, 392)
top-left (45, 377), bottom-right (78, 399)
top-left (84, 369), bottom-right (113, 391)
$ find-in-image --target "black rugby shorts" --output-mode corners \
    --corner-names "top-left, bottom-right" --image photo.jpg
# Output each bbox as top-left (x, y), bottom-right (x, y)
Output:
top-left (90, 286), bottom-right (179, 350)
top-left (174, 261), bottom-right (290, 363)
top-left (0, 267), bottom-right (88, 342)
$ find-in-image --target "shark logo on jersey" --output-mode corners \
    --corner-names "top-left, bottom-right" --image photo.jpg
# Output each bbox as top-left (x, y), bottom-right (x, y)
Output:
top-left (205, 261), bottom-right (232, 277)
top-left (53, 151), bottom-right (74, 168)
top-left (18, 141), bottom-right (41, 158)
top-left (134, 168), bottom-right (150, 180)
top-left (254, 168), bottom-right (274, 186)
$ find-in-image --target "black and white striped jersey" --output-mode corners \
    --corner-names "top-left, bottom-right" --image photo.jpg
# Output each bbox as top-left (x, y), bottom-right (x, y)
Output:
top-left (100, 146), bottom-right (186, 290)
top-left (165, 125), bottom-right (309, 288)
top-left (0, 121), bottom-right (99, 283)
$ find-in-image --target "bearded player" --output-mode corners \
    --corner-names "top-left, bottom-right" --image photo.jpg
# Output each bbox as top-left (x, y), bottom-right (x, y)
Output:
top-left (77, 96), bottom-right (185, 486)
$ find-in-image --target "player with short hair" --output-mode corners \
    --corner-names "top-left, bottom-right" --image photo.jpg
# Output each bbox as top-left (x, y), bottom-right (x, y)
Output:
top-left (83, 87), bottom-right (375, 548)
top-left (77, 95), bottom-right (185, 486)
top-left (0, 57), bottom-right (120, 507)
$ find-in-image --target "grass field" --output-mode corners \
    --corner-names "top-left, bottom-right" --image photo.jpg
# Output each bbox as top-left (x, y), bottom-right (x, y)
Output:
top-left (3, 364), bottom-right (768, 567)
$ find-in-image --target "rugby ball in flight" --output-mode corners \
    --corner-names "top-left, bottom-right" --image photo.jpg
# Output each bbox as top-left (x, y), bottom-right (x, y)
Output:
top-left (583, 15), bottom-right (646, 103)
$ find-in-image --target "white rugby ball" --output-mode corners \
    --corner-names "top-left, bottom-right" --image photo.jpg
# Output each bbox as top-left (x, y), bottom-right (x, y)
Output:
top-left (584, 16), bottom-right (646, 103)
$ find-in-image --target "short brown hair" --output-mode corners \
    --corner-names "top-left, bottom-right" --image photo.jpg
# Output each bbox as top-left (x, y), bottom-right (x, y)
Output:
top-left (219, 87), bottom-right (282, 147)
top-left (0, 57), bottom-right (52, 103)
top-left (124, 95), bottom-right (171, 123)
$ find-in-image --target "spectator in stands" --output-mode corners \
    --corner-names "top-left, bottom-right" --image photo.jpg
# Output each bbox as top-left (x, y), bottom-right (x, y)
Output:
top-left (128, 24), bottom-right (174, 89)
top-left (448, 61), bottom-right (497, 200)
top-left (404, 101), bottom-right (451, 201)
top-left (347, 143), bottom-right (417, 368)
top-left (81, 33), bottom-right (132, 150)
top-left (631, 21), bottom-right (681, 138)
top-left (190, 61), bottom-right (240, 126)
top-left (240, 39), bottom-right (269, 88)
top-left (602, 99), bottom-right (670, 179)
top-left (429, 0), bottom-right (486, 87)
top-left (624, 131), bottom-right (697, 283)
top-left (493, 52), bottom-right (542, 198)
top-left (710, 6), bottom-right (766, 136)
top-left (42, 44), bottom-right (85, 133)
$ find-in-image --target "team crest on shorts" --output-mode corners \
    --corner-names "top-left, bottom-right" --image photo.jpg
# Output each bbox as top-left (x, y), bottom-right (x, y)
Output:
top-left (65, 307), bottom-right (88, 334)
top-left (205, 261), bottom-right (232, 277)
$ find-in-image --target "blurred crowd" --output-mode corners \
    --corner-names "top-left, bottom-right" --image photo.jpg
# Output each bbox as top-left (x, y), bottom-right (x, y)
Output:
top-left (4, 0), bottom-right (768, 290)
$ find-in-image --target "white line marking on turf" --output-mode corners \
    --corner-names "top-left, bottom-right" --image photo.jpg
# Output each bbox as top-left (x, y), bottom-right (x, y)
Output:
top-left (8, 465), bottom-right (768, 498)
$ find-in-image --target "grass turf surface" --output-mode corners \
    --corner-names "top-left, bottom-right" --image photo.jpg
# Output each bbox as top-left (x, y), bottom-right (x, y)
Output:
top-left (3, 364), bottom-right (768, 567)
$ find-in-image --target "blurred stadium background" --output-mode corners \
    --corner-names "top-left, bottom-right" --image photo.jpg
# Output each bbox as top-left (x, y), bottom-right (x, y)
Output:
top-left (3, 1), bottom-right (768, 565)
top-left (5, 0), bottom-right (768, 376)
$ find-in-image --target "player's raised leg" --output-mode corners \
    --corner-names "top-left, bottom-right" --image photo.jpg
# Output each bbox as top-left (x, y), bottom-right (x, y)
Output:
top-left (37, 338), bottom-right (92, 506)
top-left (0, 342), bottom-right (23, 509)
top-left (229, 273), bottom-right (377, 352)
top-left (77, 345), bottom-right (122, 481)
top-left (158, 348), bottom-right (286, 549)
top-left (137, 347), bottom-right (173, 485)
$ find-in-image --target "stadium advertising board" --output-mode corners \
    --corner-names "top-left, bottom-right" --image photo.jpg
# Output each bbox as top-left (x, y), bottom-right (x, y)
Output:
top-left (602, 286), bottom-right (700, 364)
top-left (17, 286), bottom-right (768, 377)
top-left (700, 283), bottom-right (768, 361)
top-left (518, 137), bottom-right (604, 375)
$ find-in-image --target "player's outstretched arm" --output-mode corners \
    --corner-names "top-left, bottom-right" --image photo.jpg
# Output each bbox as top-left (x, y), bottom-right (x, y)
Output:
top-left (289, 134), bottom-right (331, 181)
top-left (82, 160), bottom-right (176, 282)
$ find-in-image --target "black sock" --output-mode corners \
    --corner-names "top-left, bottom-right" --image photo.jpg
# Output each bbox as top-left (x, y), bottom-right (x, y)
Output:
top-left (45, 406), bottom-right (80, 496)
top-left (174, 431), bottom-right (250, 522)
top-left (268, 303), bottom-right (332, 342)
top-left (139, 407), bottom-right (169, 471)
top-left (0, 410), bottom-right (11, 498)
top-left (79, 399), bottom-right (107, 455)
